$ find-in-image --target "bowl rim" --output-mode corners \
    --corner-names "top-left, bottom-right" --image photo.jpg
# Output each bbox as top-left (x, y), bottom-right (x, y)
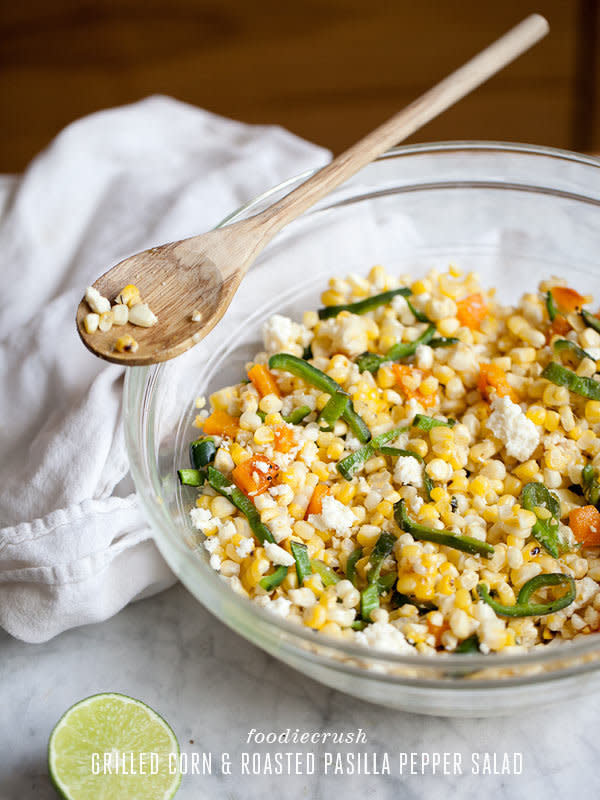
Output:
top-left (125, 140), bottom-right (600, 677)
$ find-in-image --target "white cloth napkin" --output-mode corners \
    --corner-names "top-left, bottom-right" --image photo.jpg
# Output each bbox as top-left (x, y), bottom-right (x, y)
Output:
top-left (0, 96), bottom-right (328, 643)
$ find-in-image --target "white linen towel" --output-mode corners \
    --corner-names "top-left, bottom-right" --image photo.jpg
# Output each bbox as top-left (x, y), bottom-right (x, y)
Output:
top-left (0, 96), bottom-right (328, 643)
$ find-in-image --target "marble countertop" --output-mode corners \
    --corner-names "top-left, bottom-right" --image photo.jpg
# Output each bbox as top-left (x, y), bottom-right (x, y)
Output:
top-left (2, 582), bottom-right (598, 799)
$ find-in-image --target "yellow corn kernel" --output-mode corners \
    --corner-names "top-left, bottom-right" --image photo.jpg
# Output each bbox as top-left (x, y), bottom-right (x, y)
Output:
top-left (411, 279), bottom-right (430, 295)
top-left (288, 503), bottom-right (304, 521)
top-left (315, 393), bottom-right (330, 412)
top-left (326, 441), bottom-right (345, 461)
top-left (304, 604), bottom-right (328, 630)
top-left (311, 461), bottom-right (330, 482)
top-left (321, 289), bottom-right (345, 307)
top-left (421, 553), bottom-right (439, 569)
top-left (469, 476), bottom-right (490, 496)
top-left (195, 495), bottom-right (211, 510)
top-left (526, 406), bottom-right (546, 425)
top-left (115, 284), bottom-right (141, 307)
top-left (437, 574), bottom-right (456, 595)
top-left (114, 334), bottom-right (139, 353)
top-left (513, 461), bottom-right (539, 483)
top-left (337, 482), bottom-right (356, 505)
top-left (503, 474), bottom-right (523, 496)
top-left (430, 487), bottom-right (447, 503)
top-left (83, 313), bottom-right (99, 334)
top-left (376, 499), bottom-right (394, 519)
top-left (543, 384), bottom-right (570, 407)
top-left (420, 376), bottom-right (439, 396)
top-left (351, 505), bottom-right (367, 525)
top-left (401, 544), bottom-right (421, 561)
top-left (230, 443), bottom-right (250, 466)
top-left (568, 425), bottom-right (583, 441)
top-left (413, 575), bottom-right (436, 601)
top-left (254, 426), bottom-right (274, 445)
top-left (357, 527), bottom-right (381, 548)
top-left (408, 438), bottom-right (428, 458)
top-left (585, 401), bottom-right (600, 424)
top-left (544, 410), bottom-right (560, 432)
top-left (438, 317), bottom-right (460, 337)
top-left (482, 506), bottom-right (499, 523)
top-left (449, 474), bottom-right (468, 492)
top-left (376, 365), bottom-right (396, 389)
top-left (396, 573), bottom-right (417, 593)
top-left (264, 412), bottom-right (283, 426)
top-left (454, 588), bottom-right (472, 611)
top-left (304, 574), bottom-right (324, 596)
top-left (418, 503), bottom-right (439, 523)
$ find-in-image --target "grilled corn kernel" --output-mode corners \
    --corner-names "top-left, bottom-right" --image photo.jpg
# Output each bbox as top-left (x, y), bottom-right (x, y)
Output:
top-left (526, 406), bottom-right (546, 425)
top-left (544, 410), bottom-right (560, 432)
top-left (83, 313), bottom-right (99, 334)
top-left (585, 401), bottom-right (600, 424)
top-left (98, 311), bottom-right (113, 332)
top-left (114, 334), bottom-right (139, 353)
top-left (115, 284), bottom-right (141, 307)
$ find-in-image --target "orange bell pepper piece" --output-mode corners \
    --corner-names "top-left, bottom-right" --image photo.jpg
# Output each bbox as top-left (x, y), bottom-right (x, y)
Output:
top-left (232, 454), bottom-right (279, 497)
top-left (478, 363), bottom-right (518, 403)
top-left (305, 484), bottom-right (330, 518)
top-left (569, 505), bottom-right (600, 546)
top-left (551, 286), bottom-right (585, 313)
top-left (456, 292), bottom-right (488, 330)
top-left (391, 363), bottom-right (436, 408)
top-left (273, 424), bottom-right (297, 453)
top-left (247, 363), bottom-right (280, 397)
top-left (547, 315), bottom-right (571, 341)
top-left (203, 409), bottom-right (239, 437)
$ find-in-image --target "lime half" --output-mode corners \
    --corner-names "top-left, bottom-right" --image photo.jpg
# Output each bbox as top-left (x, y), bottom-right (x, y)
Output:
top-left (48, 693), bottom-right (181, 800)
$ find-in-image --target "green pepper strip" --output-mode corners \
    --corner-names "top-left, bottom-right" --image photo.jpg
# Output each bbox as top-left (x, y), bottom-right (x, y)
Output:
top-left (542, 361), bottom-right (600, 401)
top-left (310, 559), bottom-right (340, 586)
top-left (318, 391), bottom-right (349, 431)
top-left (351, 620), bottom-right (367, 631)
top-left (394, 500), bottom-right (494, 556)
top-left (582, 463), bottom-right (600, 508)
top-left (178, 468), bottom-right (205, 487)
top-left (317, 287), bottom-right (411, 320)
top-left (366, 533), bottom-right (396, 585)
top-left (455, 633), bottom-right (480, 653)
top-left (337, 426), bottom-right (408, 480)
top-left (282, 405), bottom-right (312, 425)
top-left (360, 583), bottom-right (381, 621)
top-left (345, 546), bottom-right (363, 586)
top-left (581, 309), bottom-right (600, 334)
top-left (546, 290), bottom-right (558, 322)
top-left (356, 325), bottom-right (436, 373)
top-left (290, 540), bottom-right (312, 583)
top-left (269, 353), bottom-right (371, 443)
top-left (259, 565), bottom-right (288, 592)
top-left (477, 573), bottom-right (576, 617)
top-left (379, 446), bottom-right (433, 501)
top-left (406, 297), bottom-right (430, 323)
top-left (412, 414), bottom-right (456, 431)
top-left (430, 337), bottom-right (460, 348)
top-left (189, 437), bottom-right (216, 469)
top-left (520, 481), bottom-right (562, 558)
top-left (553, 339), bottom-right (592, 364)
top-left (206, 466), bottom-right (274, 544)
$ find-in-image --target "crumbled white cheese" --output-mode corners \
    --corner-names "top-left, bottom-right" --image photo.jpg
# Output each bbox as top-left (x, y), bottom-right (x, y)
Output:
top-left (585, 347), bottom-right (600, 361)
top-left (288, 587), bottom-right (317, 607)
top-left (308, 496), bottom-right (356, 536)
top-left (315, 316), bottom-right (370, 358)
top-left (344, 433), bottom-right (363, 451)
top-left (255, 595), bottom-right (292, 618)
top-left (262, 314), bottom-right (308, 356)
top-left (486, 395), bottom-right (540, 462)
top-left (235, 536), bottom-right (255, 559)
top-left (203, 535), bottom-right (220, 554)
top-left (354, 621), bottom-right (415, 654)
top-left (393, 455), bottom-right (423, 488)
top-left (264, 541), bottom-right (295, 566)
top-left (190, 507), bottom-right (221, 533)
top-left (209, 553), bottom-right (222, 570)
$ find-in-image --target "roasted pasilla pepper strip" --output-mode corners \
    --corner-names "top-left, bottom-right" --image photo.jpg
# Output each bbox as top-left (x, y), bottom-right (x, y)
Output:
top-left (553, 339), bottom-right (592, 364)
top-left (412, 414), bottom-right (456, 431)
top-left (581, 308), bottom-right (600, 334)
top-left (477, 573), bottom-right (575, 617)
top-left (318, 391), bottom-right (349, 431)
top-left (269, 353), bottom-right (371, 443)
top-left (356, 325), bottom-right (436, 373)
top-left (394, 500), bottom-right (494, 556)
top-left (543, 361), bottom-right (600, 400)
top-left (259, 565), bottom-right (288, 592)
top-left (337, 426), bottom-right (408, 480)
top-left (520, 481), bottom-right (564, 558)
top-left (207, 466), bottom-right (274, 544)
top-left (282, 405), bottom-right (312, 425)
top-left (290, 540), bottom-right (312, 583)
top-left (317, 287), bottom-right (411, 319)
top-left (582, 463), bottom-right (600, 508)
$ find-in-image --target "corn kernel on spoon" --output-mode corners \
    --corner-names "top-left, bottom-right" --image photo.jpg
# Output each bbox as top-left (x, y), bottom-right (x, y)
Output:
top-left (76, 14), bottom-right (548, 366)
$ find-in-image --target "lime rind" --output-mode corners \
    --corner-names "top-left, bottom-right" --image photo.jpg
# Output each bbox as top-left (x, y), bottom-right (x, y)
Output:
top-left (48, 692), bottom-right (181, 800)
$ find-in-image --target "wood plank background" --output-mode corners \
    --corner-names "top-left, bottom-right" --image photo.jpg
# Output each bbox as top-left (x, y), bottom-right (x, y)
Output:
top-left (1, 0), bottom-right (599, 172)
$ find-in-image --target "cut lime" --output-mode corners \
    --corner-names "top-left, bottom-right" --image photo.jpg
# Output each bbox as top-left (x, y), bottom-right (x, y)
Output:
top-left (48, 693), bottom-right (181, 800)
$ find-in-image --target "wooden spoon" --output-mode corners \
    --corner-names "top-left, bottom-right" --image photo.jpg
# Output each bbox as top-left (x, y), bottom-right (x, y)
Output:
top-left (77, 14), bottom-right (548, 366)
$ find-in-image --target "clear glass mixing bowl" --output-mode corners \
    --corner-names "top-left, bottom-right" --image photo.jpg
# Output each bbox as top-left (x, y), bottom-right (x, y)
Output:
top-left (125, 143), bottom-right (600, 716)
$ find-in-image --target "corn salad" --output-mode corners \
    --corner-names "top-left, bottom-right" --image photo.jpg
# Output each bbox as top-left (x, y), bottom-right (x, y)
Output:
top-left (184, 265), bottom-right (600, 656)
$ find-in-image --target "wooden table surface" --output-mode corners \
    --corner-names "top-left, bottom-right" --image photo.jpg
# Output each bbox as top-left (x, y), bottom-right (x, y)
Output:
top-left (1, 0), bottom-right (599, 172)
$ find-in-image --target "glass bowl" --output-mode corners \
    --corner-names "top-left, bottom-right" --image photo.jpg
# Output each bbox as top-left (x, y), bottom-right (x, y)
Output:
top-left (125, 142), bottom-right (600, 716)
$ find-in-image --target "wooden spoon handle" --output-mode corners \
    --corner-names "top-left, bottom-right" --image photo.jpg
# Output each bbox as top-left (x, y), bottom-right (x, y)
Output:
top-left (259, 14), bottom-right (549, 234)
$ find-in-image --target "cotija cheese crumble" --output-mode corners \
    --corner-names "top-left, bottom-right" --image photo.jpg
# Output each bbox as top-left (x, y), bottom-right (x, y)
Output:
top-left (181, 264), bottom-right (600, 656)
